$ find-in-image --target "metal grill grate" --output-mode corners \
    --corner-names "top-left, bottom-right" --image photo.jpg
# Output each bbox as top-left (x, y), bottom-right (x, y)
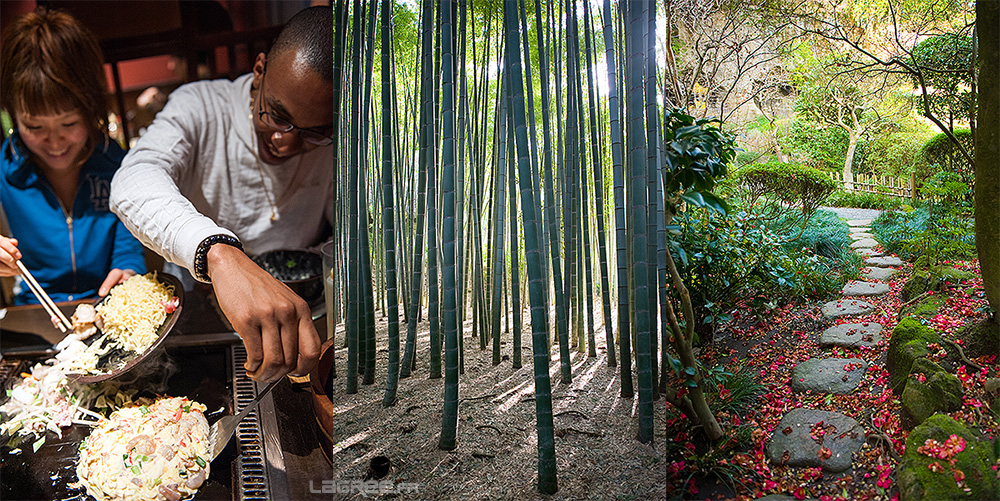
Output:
top-left (231, 344), bottom-right (269, 501)
top-left (0, 358), bottom-right (22, 388)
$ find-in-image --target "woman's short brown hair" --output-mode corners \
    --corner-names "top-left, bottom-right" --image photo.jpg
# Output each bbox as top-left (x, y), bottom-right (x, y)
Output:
top-left (0, 8), bottom-right (108, 146)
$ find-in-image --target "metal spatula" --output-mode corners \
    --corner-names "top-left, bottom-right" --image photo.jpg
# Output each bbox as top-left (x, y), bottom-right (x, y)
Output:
top-left (209, 378), bottom-right (280, 460)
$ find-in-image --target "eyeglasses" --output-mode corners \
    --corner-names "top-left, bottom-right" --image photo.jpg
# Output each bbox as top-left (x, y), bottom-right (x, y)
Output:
top-left (256, 72), bottom-right (334, 146)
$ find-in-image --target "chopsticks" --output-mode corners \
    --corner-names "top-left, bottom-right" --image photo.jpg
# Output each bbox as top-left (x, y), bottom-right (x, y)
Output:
top-left (15, 260), bottom-right (73, 332)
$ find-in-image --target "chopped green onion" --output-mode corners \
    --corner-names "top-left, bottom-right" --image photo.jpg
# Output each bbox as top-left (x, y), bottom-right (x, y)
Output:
top-left (154, 478), bottom-right (162, 486)
top-left (183, 405), bottom-right (191, 413)
top-left (123, 453), bottom-right (130, 464)
top-left (178, 470), bottom-right (188, 478)
top-left (32, 437), bottom-right (45, 453)
top-left (140, 405), bottom-right (150, 415)
top-left (195, 456), bottom-right (206, 468)
top-left (5, 389), bottom-right (12, 397)
top-left (130, 465), bottom-right (141, 475)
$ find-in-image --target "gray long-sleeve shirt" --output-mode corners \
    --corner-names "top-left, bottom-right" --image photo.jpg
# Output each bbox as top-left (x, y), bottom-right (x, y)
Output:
top-left (110, 74), bottom-right (333, 280)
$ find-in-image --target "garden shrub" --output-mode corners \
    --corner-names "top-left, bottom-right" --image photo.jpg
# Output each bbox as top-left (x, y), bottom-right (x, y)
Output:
top-left (733, 161), bottom-right (839, 239)
top-left (673, 207), bottom-right (857, 340)
top-left (872, 171), bottom-right (976, 263)
top-left (824, 190), bottom-right (905, 210)
top-left (918, 129), bottom-right (974, 187)
top-left (786, 119), bottom-right (849, 171)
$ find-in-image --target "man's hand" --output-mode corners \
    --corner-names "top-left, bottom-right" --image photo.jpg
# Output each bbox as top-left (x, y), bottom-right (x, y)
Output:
top-left (0, 236), bottom-right (22, 277)
top-left (206, 243), bottom-right (320, 382)
top-left (98, 268), bottom-right (138, 296)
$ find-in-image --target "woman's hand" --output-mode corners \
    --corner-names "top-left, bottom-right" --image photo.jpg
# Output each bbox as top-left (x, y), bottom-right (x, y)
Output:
top-left (0, 236), bottom-right (22, 277)
top-left (98, 268), bottom-right (138, 296)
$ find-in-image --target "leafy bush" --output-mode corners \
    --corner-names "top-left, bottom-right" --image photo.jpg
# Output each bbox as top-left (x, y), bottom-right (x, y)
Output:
top-left (786, 119), bottom-right (849, 171)
top-left (872, 175), bottom-right (976, 263)
top-left (860, 116), bottom-right (935, 177)
top-left (733, 161), bottom-right (839, 239)
top-left (824, 190), bottom-right (906, 210)
top-left (672, 207), bottom-right (858, 340)
top-left (918, 129), bottom-right (974, 187)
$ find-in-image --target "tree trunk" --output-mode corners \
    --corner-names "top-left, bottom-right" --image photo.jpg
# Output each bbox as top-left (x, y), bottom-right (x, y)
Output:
top-left (503, 0), bottom-right (558, 491)
top-left (843, 132), bottom-right (858, 191)
top-left (976, 0), bottom-right (1000, 313)
top-left (438, 0), bottom-right (460, 450)
top-left (379, 0), bottom-right (399, 407)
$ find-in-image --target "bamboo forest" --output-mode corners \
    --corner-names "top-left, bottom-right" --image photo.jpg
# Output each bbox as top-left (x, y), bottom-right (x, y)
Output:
top-left (326, 0), bottom-right (1000, 499)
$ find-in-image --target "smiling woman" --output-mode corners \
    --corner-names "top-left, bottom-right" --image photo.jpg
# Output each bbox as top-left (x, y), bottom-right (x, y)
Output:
top-left (0, 7), bottom-right (146, 307)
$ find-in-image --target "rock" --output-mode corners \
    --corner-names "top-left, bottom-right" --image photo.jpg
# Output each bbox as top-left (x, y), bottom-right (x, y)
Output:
top-left (819, 323), bottom-right (883, 349)
top-left (766, 408), bottom-right (865, 473)
top-left (846, 219), bottom-right (872, 226)
top-left (897, 415), bottom-right (998, 501)
top-left (865, 256), bottom-right (904, 267)
top-left (887, 318), bottom-right (941, 395)
top-left (901, 265), bottom-right (977, 302)
top-left (821, 299), bottom-right (876, 319)
top-left (849, 226), bottom-right (872, 233)
top-left (854, 248), bottom-right (884, 257)
top-left (849, 232), bottom-right (875, 240)
top-left (849, 238), bottom-right (879, 249)
top-left (842, 280), bottom-right (891, 296)
top-left (791, 358), bottom-right (868, 394)
top-left (862, 266), bottom-right (898, 282)
top-left (899, 293), bottom-right (948, 321)
top-left (901, 358), bottom-right (963, 427)
top-left (956, 318), bottom-right (1000, 359)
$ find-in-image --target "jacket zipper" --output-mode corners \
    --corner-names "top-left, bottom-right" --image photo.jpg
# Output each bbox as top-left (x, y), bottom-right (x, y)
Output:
top-left (60, 203), bottom-right (77, 294)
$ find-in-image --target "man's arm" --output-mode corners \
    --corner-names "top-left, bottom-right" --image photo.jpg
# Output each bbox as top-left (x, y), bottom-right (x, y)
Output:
top-left (206, 243), bottom-right (320, 381)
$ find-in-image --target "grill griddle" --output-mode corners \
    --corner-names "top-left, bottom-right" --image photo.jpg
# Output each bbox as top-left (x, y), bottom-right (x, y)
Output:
top-left (0, 343), bottom-right (270, 501)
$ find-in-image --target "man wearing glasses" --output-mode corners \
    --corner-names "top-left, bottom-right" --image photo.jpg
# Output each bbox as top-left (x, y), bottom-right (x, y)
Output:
top-left (110, 6), bottom-right (331, 383)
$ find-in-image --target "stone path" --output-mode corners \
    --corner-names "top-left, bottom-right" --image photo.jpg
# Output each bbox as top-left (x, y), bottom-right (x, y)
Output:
top-left (819, 322), bottom-right (883, 348)
top-left (770, 212), bottom-right (906, 477)
top-left (766, 408), bottom-right (866, 472)
top-left (791, 358), bottom-right (869, 394)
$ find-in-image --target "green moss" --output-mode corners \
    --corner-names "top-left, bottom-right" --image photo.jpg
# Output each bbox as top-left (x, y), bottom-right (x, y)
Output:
top-left (900, 293), bottom-right (948, 321)
top-left (898, 415), bottom-right (997, 501)
top-left (901, 359), bottom-right (963, 427)
top-left (901, 265), bottom-right (976, 302)
top-left (888, 318), bottom-right (942, 395)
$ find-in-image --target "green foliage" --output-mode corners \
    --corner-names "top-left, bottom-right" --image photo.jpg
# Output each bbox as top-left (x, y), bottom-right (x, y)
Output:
top-left (786, 119), bottom-right (849, 171)
top-left (672, 208), bottom-right (857, 336)
top-left (663, 110), bottom-right (737, 209)
top-left (733, 161), bottom-right (839, 238)
top-left (861, 116), bottom-right (935, 177)
top-left (918, 129), bottom-right (974, 186)
top-left (911, 33), bottom-right (974, 121)
top-left (824, 190), bottom-right (905, 210)
top-left (872, 173), bottom-right (976, 262)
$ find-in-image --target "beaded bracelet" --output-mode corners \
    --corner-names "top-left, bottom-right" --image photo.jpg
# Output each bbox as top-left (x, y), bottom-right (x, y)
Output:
top-left (193, 234), bottom-right (244, 283)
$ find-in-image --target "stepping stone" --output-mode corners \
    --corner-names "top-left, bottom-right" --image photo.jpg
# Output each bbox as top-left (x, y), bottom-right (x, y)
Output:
top-left (821, 299), bottom-right (876, 319)
top-left (820, 322), bottom-right (884, 349)
top-left (841, 280), bottom-right (890, 296)
top-left (849, 232), bottom-right (875, 240)
top-left (862, 266), bottom-right (898, 281)
top-left (853, 248), bottom-right (883, 257)
top-left (766, 408), bottom-right (866, 472)
top-left (849, 238), bottom-right (879, 249)
top-left (865, 256), bottom-right (904, 267)
top-left (849, 226), bottom-right (872, 233)
top-left (791, 357), bottom-right (868, 394)
top-left (846, 219), bottom-right (872, 226)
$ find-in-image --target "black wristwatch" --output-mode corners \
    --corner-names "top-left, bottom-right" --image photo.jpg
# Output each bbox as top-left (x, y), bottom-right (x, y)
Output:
top-left (193, 234), bottom-right (244, 283)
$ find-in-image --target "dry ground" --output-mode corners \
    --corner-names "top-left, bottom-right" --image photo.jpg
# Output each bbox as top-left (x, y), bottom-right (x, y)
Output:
top-left (323, 311), bottom-right (667, 500)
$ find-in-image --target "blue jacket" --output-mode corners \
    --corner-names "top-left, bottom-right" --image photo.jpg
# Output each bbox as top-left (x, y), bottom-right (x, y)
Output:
top-left (1, 133), bottom-right (147, 305)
